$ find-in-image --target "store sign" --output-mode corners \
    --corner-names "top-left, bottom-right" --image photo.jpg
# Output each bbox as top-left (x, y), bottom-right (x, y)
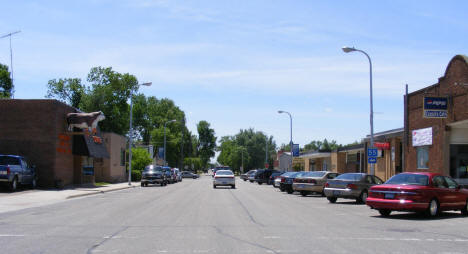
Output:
top-left (412, 127), bottom-right (432, 146)
top-left (374, 142), bottom-right (390, 150)
top-left (423, 97), bottom-right (447, 118)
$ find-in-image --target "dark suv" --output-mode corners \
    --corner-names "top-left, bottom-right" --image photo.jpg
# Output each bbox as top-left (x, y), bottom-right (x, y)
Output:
top-left (254, 169), bottom-right (279, 185)
top-left (141, 165), bottom-right (166, 187)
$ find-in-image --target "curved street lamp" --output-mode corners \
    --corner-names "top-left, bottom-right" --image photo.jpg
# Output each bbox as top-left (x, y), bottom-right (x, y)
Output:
top-left (342, 46), bottom-right (375, 175)
top-left (278, 110), bottom-right (293, 171)
top-left (128, 82), bottom-right (152, 186)
top-left (164, 119), bottom-right (178, 166)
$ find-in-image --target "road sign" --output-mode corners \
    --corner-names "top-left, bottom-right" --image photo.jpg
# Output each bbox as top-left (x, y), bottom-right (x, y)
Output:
top-left (367, 148), bottom-right (378, 157)
top-left (368, 157), bottom-right (377, 164)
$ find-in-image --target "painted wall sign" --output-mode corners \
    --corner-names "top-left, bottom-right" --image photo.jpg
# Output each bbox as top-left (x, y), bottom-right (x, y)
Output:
top-left (412, 127), bottom-right (432, 146)
top-left (423, 97), bottom-right (447, 118)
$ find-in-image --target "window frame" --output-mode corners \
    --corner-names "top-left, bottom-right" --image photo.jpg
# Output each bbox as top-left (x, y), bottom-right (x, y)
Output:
top-left (416, 146), bottom-right (430, 169)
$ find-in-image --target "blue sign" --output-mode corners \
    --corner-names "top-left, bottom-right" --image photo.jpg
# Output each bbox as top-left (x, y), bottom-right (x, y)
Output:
top-left (367, 148), bottom-right (378, 157)
top-left (424, 110), bottom-right (447, 118)
top-left (368, 157), bottom-right (377, 164)
top-left (158, 147), bottom-right (164, 158)
top-left (424, 97), bottom-right (448, 110)
top-left (292, 144), bottom-right (300, 157)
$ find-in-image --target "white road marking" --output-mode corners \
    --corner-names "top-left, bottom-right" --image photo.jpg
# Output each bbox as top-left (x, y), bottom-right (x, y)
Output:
top-left (263, 236), bottom-right (281, 239)
top-left (0, 234), bottom-right (24, 237)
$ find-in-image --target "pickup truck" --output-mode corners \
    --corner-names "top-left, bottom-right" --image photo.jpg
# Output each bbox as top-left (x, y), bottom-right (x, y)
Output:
top-left (0, 155), bottom-right (37, 191)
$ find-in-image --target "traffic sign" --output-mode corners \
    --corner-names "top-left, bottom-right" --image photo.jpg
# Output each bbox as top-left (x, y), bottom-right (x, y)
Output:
top-left (368, 157), bottom-right (377, 164)
top-left (367, 148), bottom-right (378, 157)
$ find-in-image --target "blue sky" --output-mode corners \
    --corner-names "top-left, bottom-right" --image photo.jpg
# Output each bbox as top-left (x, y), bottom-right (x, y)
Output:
top-left (1, 0), bottom-right (467, 149)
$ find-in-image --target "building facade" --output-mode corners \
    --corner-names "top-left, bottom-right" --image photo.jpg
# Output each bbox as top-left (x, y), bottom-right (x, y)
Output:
top-left (405, 55), bottom-right (468, 186)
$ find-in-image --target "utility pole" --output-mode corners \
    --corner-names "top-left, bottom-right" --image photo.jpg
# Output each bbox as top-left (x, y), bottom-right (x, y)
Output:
top-left (0, 31), bottom-right (21, 98)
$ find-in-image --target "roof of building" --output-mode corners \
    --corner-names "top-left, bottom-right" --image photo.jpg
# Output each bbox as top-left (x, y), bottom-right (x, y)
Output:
top-left (363, 127), bottom-right (404, 141)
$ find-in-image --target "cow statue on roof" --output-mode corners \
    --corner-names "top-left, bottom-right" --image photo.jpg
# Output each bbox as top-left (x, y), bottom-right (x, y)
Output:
top-left (66, 111), bottom-right (105, 134)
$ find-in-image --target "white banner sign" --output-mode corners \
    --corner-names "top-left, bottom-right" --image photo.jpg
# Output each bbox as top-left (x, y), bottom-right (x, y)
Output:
top-left (412, 127), bottom-right (432, 146)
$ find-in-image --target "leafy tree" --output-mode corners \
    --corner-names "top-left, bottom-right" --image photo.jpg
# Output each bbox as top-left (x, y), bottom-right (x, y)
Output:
top-left (46, 78), bottom-right (85, 108)
top-left (130, 148), bottom-right (152, 181)
top-left (0, 64), bottom-right (12, 98)
top-left (184, 157), bottom-right (202, 172)
top-left (197, 121), bottom-right (217, 169)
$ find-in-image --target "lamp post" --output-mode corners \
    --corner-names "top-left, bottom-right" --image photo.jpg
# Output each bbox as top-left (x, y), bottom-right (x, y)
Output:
top-left (278, 110), bottom-right (293, 171)
top-left (128, 82), bottom-right (152, 186)
top-left (342, 46), bottom-right (374, 175)
top-left (0, 30), bottom-right (21, 98)
top-left (164, 119), bottom-right (177, 166)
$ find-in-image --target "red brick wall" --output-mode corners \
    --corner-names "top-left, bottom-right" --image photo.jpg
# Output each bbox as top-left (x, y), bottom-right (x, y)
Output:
top-left (405, 56), bottom-right (468, 174)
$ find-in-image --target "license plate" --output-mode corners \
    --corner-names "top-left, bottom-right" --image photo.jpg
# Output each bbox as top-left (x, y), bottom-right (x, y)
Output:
top-left (384, 193), bottom-right (395, 199)
top-left (299, 184), bottom-right (305, 188)
top-left (333, 190), bottom-right (341, 196)
top-left (222, 182), bottom-right (227, 184)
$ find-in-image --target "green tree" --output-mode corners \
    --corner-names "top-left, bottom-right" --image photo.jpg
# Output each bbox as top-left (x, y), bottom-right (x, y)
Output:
top-left (46, 78), bottom-right (85, 108)
top-left (130, 148), bottom-right (152, 181)
top-left (197, 121), bottom-right (217, 169)
top-left (0, 64), bottom-right (12, 98)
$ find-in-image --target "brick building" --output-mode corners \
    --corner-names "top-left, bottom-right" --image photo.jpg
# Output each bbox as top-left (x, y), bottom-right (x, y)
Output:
top-left (405, 55), bottom-right (468, 186)
top-left (0, 99), bottom-right (121, 188)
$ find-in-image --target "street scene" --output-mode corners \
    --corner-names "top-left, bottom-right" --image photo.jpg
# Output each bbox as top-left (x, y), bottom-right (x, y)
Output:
top-left (2, 1), bottom-right (468, 253)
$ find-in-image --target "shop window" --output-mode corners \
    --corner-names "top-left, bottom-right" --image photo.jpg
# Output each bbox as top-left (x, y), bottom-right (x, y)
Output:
top-left (120, 148), bottom-right (125, 166)
top-left (450, 145), bottom-right (468, 180)
top-left (417, 146), bottom-right (429, 169)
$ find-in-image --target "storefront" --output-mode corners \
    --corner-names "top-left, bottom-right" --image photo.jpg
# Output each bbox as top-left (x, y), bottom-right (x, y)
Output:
top-left (295, 151), bottom-right (332, 172)
top-left (0, 99), bottom-right (115, 187)
top-left (332, 144), bottom-right (365, 174)
top-left (405, 55), bottom-right (468, 186)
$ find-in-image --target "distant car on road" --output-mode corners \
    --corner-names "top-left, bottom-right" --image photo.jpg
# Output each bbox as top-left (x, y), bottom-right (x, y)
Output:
top-left (269, 171), bottom-right (284, 185)
top-left (213, 170), bottom-right (235, 189)
top-left (0, 155), bottom-right (37, 191)
top-left (213, 166), bottom-right (231, 177)
top-left (240, 170), bottom-right (256, 181)
top-left (181, 171), bottom-right (199, 179)
top-left (279, 171), bottom-right (306, 194)
top-left (162, 167), bottom-right (175, 184)
top-left (324, 173), bottom-right (383, 204)
top-left (366, 172), bottom-right (468, 217)
top-left (293, 171), bottom-right (340, 196)
top-left (141, 165), bottom-right (166, 187)
top-left (254, 169), bottom-right (280, 185)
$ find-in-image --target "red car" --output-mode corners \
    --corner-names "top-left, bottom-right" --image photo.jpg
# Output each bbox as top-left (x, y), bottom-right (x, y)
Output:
top-left (366, 172), bottom-right (468, 217)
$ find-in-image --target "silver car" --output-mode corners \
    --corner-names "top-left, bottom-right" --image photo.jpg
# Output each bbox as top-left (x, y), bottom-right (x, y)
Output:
top-left (323, 173), bottom-right (383, 204)
top-left (292, 171), bottom-right (340, 196)
top-left (213, 170), bottom-right (235, 189)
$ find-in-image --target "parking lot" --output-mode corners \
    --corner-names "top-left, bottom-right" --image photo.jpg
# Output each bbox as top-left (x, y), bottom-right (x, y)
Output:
top-left (0, 176), bottom-right (467, 253)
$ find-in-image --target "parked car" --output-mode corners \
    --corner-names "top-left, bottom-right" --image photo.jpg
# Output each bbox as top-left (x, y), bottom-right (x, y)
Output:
top-left (269, 171), bottom-right (284, 185)
top-left (293, 171), bottom-right (340, 196)
top-left (279, 171), bottom-right (306, 194)
top-left (0, 155), bottom-right (37, 191)
top-left (254, 169), bottom-right (279, 185)
top-left (213, 170), bottom-right (235, 189)
top-left (247, 170), bottom-right (258, 183)
top-left (366, 172), bottom-right (468, 217)
top-left (141, 165), bottom-right (166, 187)
top-left (273, 174), bottom-right (282, 188)
top-left (173, 168), bottom-right (182, 182)
top-left (181, 171), bottom-right (199, 179)
top-left (162, 167), bottom-right (175, 184)
top-left (240, 170), bottom-right (256, 181)
top-left (324, 173), bottom-right (384, 204)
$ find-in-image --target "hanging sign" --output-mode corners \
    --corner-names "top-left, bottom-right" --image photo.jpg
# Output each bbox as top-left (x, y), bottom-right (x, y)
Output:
top-left (374, 142), bottom-right (390, 150)
top-left (423, 97), bottom-right (447, 118)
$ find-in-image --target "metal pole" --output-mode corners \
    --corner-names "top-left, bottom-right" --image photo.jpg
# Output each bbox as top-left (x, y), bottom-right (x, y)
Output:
top-left (164, 122), bottom-right (167, 166)
top-left (289, 112), bottom-right (293, 172)
top-left (265, 134), bottom-right (268, 168)
top-left (0, 31), bottom-right (20, 98)
top-left (128, 90), bottom-right (134, 185)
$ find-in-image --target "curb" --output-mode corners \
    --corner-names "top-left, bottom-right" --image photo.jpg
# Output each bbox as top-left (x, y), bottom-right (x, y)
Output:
top-left (66, 185), bottom-right (137, 199)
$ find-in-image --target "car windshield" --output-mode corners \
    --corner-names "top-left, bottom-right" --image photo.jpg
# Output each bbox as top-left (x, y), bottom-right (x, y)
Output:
top-left (216, 170), bottom-right (233, 175)
top-left (144, 166), bottom-right (162, 172)
top-left (303, 171), bottom-right (326, 177)
top-left (0, 156), bottom-right (21, 165)
top-left (385, 173), bottom-right (429, 186)
top-left (335, 173), bottom-right (364, 181)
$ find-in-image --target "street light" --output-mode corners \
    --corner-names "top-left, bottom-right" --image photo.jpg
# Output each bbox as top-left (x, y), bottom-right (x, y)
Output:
top-left (164, 119), bottom-right (177, 166)
top-left (278, 110), bottom-right (293, 171)
top-left (0, 30), bottom-right (21, 98)
top-left (342, 46), bottom-right (375, 175)
top-left (128, 82), bottom-right (152, 185)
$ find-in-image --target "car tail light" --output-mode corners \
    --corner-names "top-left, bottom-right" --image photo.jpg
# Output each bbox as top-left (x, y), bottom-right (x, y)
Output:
top-left (293, 178), bottom-right (298, 183)
top-left (6, 167), bottom-right (10, 174)
top-left (347, 183), bottom-right (358, 190)
top-left (308, 179), bottom-right (317, 184)
top-left (281, 177), bottom-right (285, 183)
top-left (324, 182), bottom-right (329, 188)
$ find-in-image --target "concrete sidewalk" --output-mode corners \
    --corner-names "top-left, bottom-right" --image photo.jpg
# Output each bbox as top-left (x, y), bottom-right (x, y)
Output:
top-left (0, 182), bottom-right (138, 214)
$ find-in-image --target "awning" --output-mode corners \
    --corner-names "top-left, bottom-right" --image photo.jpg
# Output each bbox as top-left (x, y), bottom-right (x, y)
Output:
top-left (72, 133), bottom-right (109, 158)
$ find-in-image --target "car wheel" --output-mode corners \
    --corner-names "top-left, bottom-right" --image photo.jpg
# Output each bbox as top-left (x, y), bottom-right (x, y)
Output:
top-left (321, 188), bottom-right (326, 197)
top-left (249, 180), bottom-right (253, 183)
top-left (357, 191), bottom-right (368, 204)
top-left (258, 182), bottom-right (263, 185)
top-left (300, 191), bottom-right (307, 197)
top-left (31, 178), bottom-right (37, 189)
top-left (231, 185), bottom-right (235, 189)
top-left (286, 188), bottom-right (293, 194)
top-left (426, 199), bottom-right (439, 217)
top-left (213, 185), bottom-right (216, 189)
top-left (160, 182), bottom-right (164, 186)
top-left (141, 182), bottom-right (144, 187)
top-left (10, 177), bottom-right (18, 192)
top-left (378, 209), bottom-right (391, 217)
top-left (327, 197), bottom-right (337, 203)
top-left (280, 186), bottom-right (285, 192)
top-left (243, 179), bottom-right (247, 181)
top-left (461, 200), bottom-right (468, 216)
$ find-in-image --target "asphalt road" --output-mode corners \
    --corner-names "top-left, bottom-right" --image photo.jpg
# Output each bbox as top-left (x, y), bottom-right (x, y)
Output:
top-left (1, 176), bottom-right (468, 253)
